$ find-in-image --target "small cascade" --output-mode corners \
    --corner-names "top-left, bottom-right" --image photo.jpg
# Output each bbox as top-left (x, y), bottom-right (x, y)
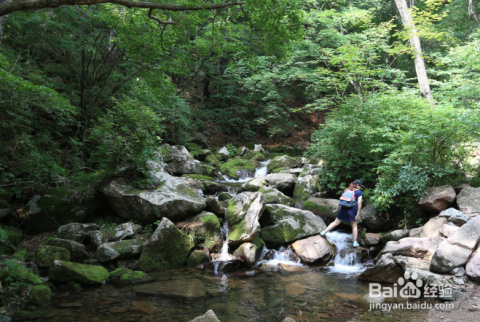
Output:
top-left (253, 160), bottom-right (270, 177)
top-left (218, 211), bottom-right (233, 261)
top-left (217, 160), bottom-right (271, 183)
top-left (324, 231), bottom-right (365, 274)
top-left (256, 246), bottom-right (306, 271)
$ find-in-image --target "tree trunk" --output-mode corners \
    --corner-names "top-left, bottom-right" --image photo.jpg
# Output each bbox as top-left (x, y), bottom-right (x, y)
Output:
top-left (394, 0), bottom-right (435, 106)
top-left (0, 16), bottom-right (5, 45)
top-left (469, 0), bottom-right (480, 28)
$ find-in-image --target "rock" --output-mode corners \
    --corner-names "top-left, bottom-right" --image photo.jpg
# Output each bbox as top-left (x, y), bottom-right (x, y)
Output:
top-left (293, 175), bottom-right (319, 205)
top-left (418, 185), bottom-right (456, 213)
top-left (95, 239), bottom-right (145, 262)
top-left (188, 310), bottom-right (221, 322)
top-left (450, 267), bottom-right (466, 277)
top-left (218, 146), bottom-right (230, 157)
top-left (380, 229), bottom-right (410, 244)
top-left (47, 238), bottom-right (88, 261)
top-left (187, 250), bottom-right (209, 267)
top-left (219, 157), bottom-right (257, 180)
top-left (181, 212), bottom-right (223, 252)
top-left (162, 145), bottom-right (201, 175)
top-left (242, 177), bottom-right (266, 192)
top-left (282, 318), bottom-right (296, 322)
top-left (226, 192), bottom-right (265, 246)
top-left (439, 208), bottom-right (470, 226)
top-left (233, 242), bottom-right (259, 267)
top-left (364, 233), bottom-right (381, 246)
top-left (26, 285), bottom-right (52, 308)
top-left (24, 188), bottom-right (87, 234)
top-left (439, 223), bottom-right (460, 238)
top-left (135, 217), bottom-right (194, 271)
top-left (205, 196), bottom-right (225, 216)
top-left (457, 187), bottom-right (480, 217)
top-left (112, 269), bottom-right (148, 285)
top-left (236, 146), bottom-right (248, 156)
top-left (393, 255), bottom-right (455, 288)
top-left (301, 198), bottom-right (338, 223)
top-left (253, 144), bottom-right (265, 153)
top-left (264, 173), bottom-right (297, 194)
top-left (218, 192), bottom-right (232, 201)
top-left (203, 181), bottom-right (229, 194)
top-left (419, 216), bottom-right (448, 238)
top-left (204, 260), bottom-right (242, 273)
top-left (466, 249), bottom-right (480, 282)
top-left (0, 224), bottom-right (23, 255)
top-left (109, 222), bottom-right (142, 242)
top-left (258, 186), bottom-right (295, 207)
top-left (66, 280), bottom-right (83, 292)
top-left (35, 246), bottom-right (70, 268)
top-left (360, 204), bottom-right (388, 231)
top-left (260, 204), bottom-right (327, 245)
top-left (15, 309), bottom-right (45, 320)
top-left (49, 261), bottom-right (109, 285)
top-left (87, 230), bottom-right (105, 248)
top-left (57, 223), bottom-right (100, 243)
top-left (267, 155), bottom-right (301, 173)
top-left (359, 253), bottom-right (404, 283)
top-left (430, 241), bottom-right (472, 273)
top-left (101, 171), bottom-right (206, 223)
top-left (377, 237), bottom-right (444, 260)
top-left (291, 235), bottom-right (334, 264)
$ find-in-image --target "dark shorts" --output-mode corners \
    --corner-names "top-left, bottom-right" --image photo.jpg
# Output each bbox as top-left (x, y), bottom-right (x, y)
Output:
top-left (337, 206), bottom-right (357, 222)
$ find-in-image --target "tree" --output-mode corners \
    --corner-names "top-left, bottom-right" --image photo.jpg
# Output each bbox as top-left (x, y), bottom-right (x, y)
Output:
top-left (394, 0), bottom-right (435, 105)
top-left (469, 0), bottom-right (480, 28)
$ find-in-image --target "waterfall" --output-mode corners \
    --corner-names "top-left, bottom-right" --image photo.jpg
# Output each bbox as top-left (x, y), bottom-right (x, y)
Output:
top-left (324, 231), bottom-right (365, 274)
top-left (256, 246), bottom-right (305, 267)
top-left (217, 209), bottom-right (233, 261)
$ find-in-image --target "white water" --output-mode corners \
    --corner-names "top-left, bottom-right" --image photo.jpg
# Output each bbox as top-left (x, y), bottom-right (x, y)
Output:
top-left (217, 210), bottom-right (233, 262)
top-left (256, 246), bottom-right (306, 267)
top-left (324, 231), bottom-right (366, 274)
top-left (219, 160), bottom-right (270, 183)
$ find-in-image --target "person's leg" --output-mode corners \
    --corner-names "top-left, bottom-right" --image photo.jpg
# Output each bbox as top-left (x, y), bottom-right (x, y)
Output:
top-left (321, 218), bottom-right (342, 235)
top-left (351, 221), bottom-right (359, 246)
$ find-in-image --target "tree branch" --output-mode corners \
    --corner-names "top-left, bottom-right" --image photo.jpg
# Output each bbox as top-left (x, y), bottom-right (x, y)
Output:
top-left (0, 0), bottom-right (245, 17)
top-left (147, 8), bottom-right (174, 25)
top-left (468, 0), bottom-right (480, 28)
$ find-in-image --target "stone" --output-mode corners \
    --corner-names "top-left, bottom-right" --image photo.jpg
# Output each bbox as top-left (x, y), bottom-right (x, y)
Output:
top-left (57, 223), bottom-right (100, 243)
top-left (419, 216), bottom-right (448, 238)
top-left (0, 261), bottom-right (42, 285)
top-left (439, 223), bottom-right (460, 238)
top-left (101, 170), bottom-right (206, 223)
top-left (358, 253), bottom-right (404, 283)
top-left (377, 237), bottom-right (444, 260)
top-left (258, 186), bottom-right (295, 207)
top-left (264, 173), bottom-right (297, 194)
top-left (466, 249), bottom-right (480, 282)
top-left (439, 208), bottom-right (470, 226)
top-left (109, 268), bottom-right (148, 284)
top-left (409, 227), bottom-right (422, 238)
top-left (186, 250), bottom-right (209, 267)
top-left (457, 187), bottom-right (480, 217)
top-left (293, 175), bottom-right (319, 205)
top-left (0, 224), bottom-right (23, 255)
top-left (226, 192), bottom-right (266, 246)
top-left (380, 229), bottom-right (410, 244)
top-left (180, 212), bottom-right (223, 252)
top-left (162, 145), bottom-right (201, 175)
top-left (188, 310), bottom-right (221, 322)
top-left (219, 157), bottom-right (258, 180)
top-left (392, 255), bottom-right (455, 288)
top-left (267, 155), bottom-right (301, 173)
top-left (218, 146), bottom-right (230, 157)
top-left (87, 230), bottom-right (105, 248)
top-left (26, 285), bottom-right (52, 308)
top-left (35, 246), bottom-right (70, 268)
top-left (130, 301), bottom-right (156, 314)
top-left (360, 204), bottom-right (388, 231)
top-left (418, 185), bottom-right (456, 213)
top-left (233, 242), bottom-right (259, 267)
top-left (95, 239), bottom-right (145, 262)
top-left (47, 238), bottom-right (88, 261)
top-left (109, 222), bottom-right (142, 241)
top-left (430, 240), bottom-right (473, 273)
top-left (203, 181), bottom-right (229, 194)
top-left (301, 198), bottom-right (338, 223)
top-left (364, 233), bottom-right (381, 246)
top-left (450, 267), bottom-right (466, 277)
top-left (218, 192), bottom-right (232, 201)
top-left (49, 261), bottom-right (109, 285)
top-left (205, 196), bottom-right (225, 216)
top-left (260, 204), bottom-right (327, 245)
top-left (242, 177), bottom-right (266, 192)
top-left (291, 235), bottom-right (334, 264)
top-left (135, 217), bottom-right (194, 271)
top-left (448, 216), bottom-right (480, 250)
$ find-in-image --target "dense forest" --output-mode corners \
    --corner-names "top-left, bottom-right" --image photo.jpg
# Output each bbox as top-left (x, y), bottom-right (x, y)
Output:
top-left (1, 0), bottom-right (480, 221)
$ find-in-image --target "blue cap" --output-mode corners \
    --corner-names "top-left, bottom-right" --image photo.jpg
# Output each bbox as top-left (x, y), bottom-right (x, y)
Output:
top-left (353, 179), bottom-right (365, 188)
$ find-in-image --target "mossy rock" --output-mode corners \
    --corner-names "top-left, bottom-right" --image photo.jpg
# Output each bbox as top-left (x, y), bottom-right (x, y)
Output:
top-left (243, 150), bottom-right (257, 159)
top-left (258, 186), bottom-right (295, 207)
top-left (15, 309), bottom-right (45, 320)
top-left (272, 168), bottom-right (289, 173)
top-left (109, 266), bottom-right (130, 278)
top-left (12, 246), bottom-right (28, 261)
top-left (185, 143), bottom-right (201, 152)
top-left (182, 174), bottom-right (214, 181)
top-left (302, 198), bottom-right (337, 223)
top-left (119, 270), bottom-right (147, 284)
top-left (267, 155), bottom-right (301, 173)
top-left (218, 192), bottom-right (232, 202)
top-left (0, 224), bottom-right (23, 247)
top-left (26, 285), bottom-right (52, 308)
top-left (201, 164), bottom-right (217, 177)
top-left (205, 154), bottom-right (221, 168)
top-left (36, 246), bottom-right (70, 269)
top-left (186, 250), bottom-right (209, 267)
top-left (251, 237), bottom-right (265, 249)
top-left (470, 177), bottom-right (480, 188)
top-left (245, 142), bottom-right (256, 150)
top-left (49, 261), bottom-right (109, 285)
top-left (0, 260), bottom-right (42, 285)
top-left (219, 157), bottom-right (258, 180)
top-left (184, 212), bottom-right (222, 252)
top-left (251, 153), bottom-right (265, 162)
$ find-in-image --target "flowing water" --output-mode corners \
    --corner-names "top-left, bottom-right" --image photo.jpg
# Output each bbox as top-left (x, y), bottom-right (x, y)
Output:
top-left (32, 161), bottom-right (432, 321)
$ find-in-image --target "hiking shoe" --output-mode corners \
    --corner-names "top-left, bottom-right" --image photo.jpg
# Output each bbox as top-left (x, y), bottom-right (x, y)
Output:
top-left (353, 241), bottom-right (359, 247)
top-left (320, 231), bottom-right (326, 237)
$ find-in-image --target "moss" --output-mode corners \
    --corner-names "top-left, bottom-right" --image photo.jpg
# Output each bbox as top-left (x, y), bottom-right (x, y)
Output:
top-left (182, 174), bottom-right (214, 181)
top-left (185, 143), bottom-right (201, 152)
top-left (66, 280), bottom-right (83, 293)
top-left (0, 224), bottom-right (23, 246)
top-left (302, 201), bottom-right (335, 220)
top-left (187, 250), bottom-right (208, 267)
top-left (470, 177), bottom-right (480, 188)
top-left (119, 270), bottom-right (147, 283)
top-left (272, 168), bottom-right (288, 173)
top-left (12, 246), bottom-right (28, 260)
top-left (26, 285), bottom-right (52, 308)
top-left (15, 309), bottom-right (45, 320)
top-left (245, 142), bottom-right (255, 150)
top-left (201, 164), bottom-right (216, 177)
top-left (186, 212), bottom-right (221, 251)
top-left (251, 152), bottom-right (265, 162)
top-left (156, 180), bottom-right (166, 190)
top-left (50, 261), bottom-right (109, 285)
top-left (267, 155), bottom-right (299, 173)
top-left (36, 246), bottom-right (70, 269)
top-left (219, 157), bottom-right (257, 180)
top-left (109, 266), bottom-right (130, 278)
top-left (0, 262), bottom-right (42, 285)
top-left (251, 237), bottom-right (265, 249)
top-left (218, 192), bottom-right (232, 201)
top-left (0, 199), bottom-right (9, 208)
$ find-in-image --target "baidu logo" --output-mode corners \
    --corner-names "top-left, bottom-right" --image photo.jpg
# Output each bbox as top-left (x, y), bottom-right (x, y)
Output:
top-left (369, 271), bottom-right (424, 299)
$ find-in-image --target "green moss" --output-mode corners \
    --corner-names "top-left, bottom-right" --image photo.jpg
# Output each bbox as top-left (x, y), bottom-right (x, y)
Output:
top-left (0, 260), bottom-right (42, 285)
top-left (245, 142), bottom-right (255, 150)
top-left (109, 266), bottom-right (130, 278)
top-left (26, 285), bottom-right (52, 308)
top-left (185, 143), bottom-right (201, 152)
top-left (251, 237), bottom-right (265, 249)
top-left (272, 168), bottom-right (288, 173)
top-left (218, 192), bottom-right (232, 201)
top-left (182, 174), bottom-right (214, 181)
top-left (267, 155), bottom-right (300, 173)
top-left (470, 177), bottom-right (480, 188)
top-left (15, 309), bottom-right (45, 320)
top-left (186, 250), bottom-right (208, 267)
top-left (0, 224), bottom-right (23, 246)
top-left (50, 261), bottom-right (109, 284)
top-left (36, 246), bottom-right (70, 268)
top-left (251, 152), bottom-right (265, 162)
top-left (219, 157), bottom-right (257, 180)
top-left (119, 270), bottom-right (147, 283)
top-left (201, 164), bottom-right (216, 177)
top-left (156, 180), bottom-right (166, 190)
top-left (12, 246), bottom-right (28, 260)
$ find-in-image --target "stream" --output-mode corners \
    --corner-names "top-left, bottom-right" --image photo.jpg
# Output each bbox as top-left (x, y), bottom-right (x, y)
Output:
top-left (33, 161), bottom-right (433, 322)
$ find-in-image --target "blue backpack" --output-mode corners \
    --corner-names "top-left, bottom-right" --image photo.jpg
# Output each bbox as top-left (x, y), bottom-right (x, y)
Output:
top-left (339, 189), bottom-right (356, 208)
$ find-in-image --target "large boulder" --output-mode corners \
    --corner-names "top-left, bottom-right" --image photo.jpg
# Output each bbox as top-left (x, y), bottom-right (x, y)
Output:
top-left (439, 223), bottom-right (460, 238)
top-left (219, 157), bottom-right (257, 180)
top-left (430, 216), bottom-right (480, 273)
top-left (205, 196), bottom-right (225, 216)
top-left (380, 229), bottom-right (410, 244)
top-left (101, 170), bottom-right (206, 223)
top-left (258, 186), bottom-right (295, 207)
top-left (302, 198), bottom-right (338, 223)
top-left (57, 223), bottom-right (100, 243)
top-left (419, 216), bottom-right (448, 238)
top-left (260, 204), bottom-right (327, 245)
top-left (466, 249), bottom-right (480, 282)
top-left (393, 256), bottom-right (455, 289)
top-left (26, 285), bottom-right (52, 308)
top-left (292, 175), bottom-right (319, 205)
top-left (364, 233), bottom-right (381, 246)
top-left (267, 155), bottom-right (301, 173)
top-left (135, 218), bottom-right (194, 271)
top-left (360, 204), bottom-right (388, 231)
top-left (47, 238), bottom-right (88, 261)
top-left (35, 246), bottom-right (70, 268)
top-left (233, 242), bottom-right (260, 267)
top-left (358, 253), bottom-right (404, 283)
top-left (456, 187), bottom-right (480, 217)
top-left (179, 212), bottom-right (223, 252)
top-left (439, 208), bottom-right (470, 226)
top-left (242, 177), bottom-right (266, 192)
top-left (377, 237), bottom-right (444, 260)
top-left (109, 222), bottom-right (143, 242)
top-left (95, 239), bottom-right (145, 262)
top-left (418, 185), bottom-right (456, 213)
top-left (203, 181), bottom-right (229, 194)
top-left (49, 261), bottom-right (109, 285)
top-left (24, 188), bottom-right (87, 234)
top-left (226, 192), bottom-right (266, 246)
top-left (0, 224), bottom-right (23, 255)
top-left (162, 144), bottom-right (201, 175)
top-left (291, 235), bottom-right (334, 264)
top-left (264, 173), bottom-right (297, 195)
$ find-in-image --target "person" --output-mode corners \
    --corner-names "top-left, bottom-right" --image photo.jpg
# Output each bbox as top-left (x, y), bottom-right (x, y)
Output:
top-left (320, 179), bottom-right (364, 247)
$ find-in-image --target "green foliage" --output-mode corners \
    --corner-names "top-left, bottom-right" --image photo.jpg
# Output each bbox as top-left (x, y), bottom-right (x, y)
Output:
top-left (143, 220), bottom-right (161, 235)
top-left (226, 143), bottom-right (237, 156)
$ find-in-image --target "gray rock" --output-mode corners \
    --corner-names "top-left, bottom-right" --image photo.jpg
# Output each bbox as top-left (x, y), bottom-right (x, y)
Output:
top-left (291, 235), bottom-right (334, 264)
top-left (258, 186), bottom-right (295, 207)
top-left (95, 239), bottom-right (145, 262)
top-left (180, 212), bottom-right (223, 252)
top-left (419, 216), bottom-right (448, 238)
top-left (260, 204), bottom-right (327, 245)
top-left (381, 229), bottom-right (410, 244)
top-left (264, 173), bottom-right (297, 194)
top-left (466, 249), bottom-right (480, 282)
top-left (393, 255), bottom-right (455, 288)
top-left (364, 233), bottom-right (381, 246)
top-left (447, 216), bottom-right (480, 250)
top-left (242, 177), bottom-right (266, 192)
top-left (409, 227), bottom-right (423, 238)
top-left (109, 222), bottom-right (142, 242)
top-left (359, 253), bottom-right (404, 283)
top-left (203, 181), bottom-right (229, 195)
top-left (439, 208), bottom-right (470, 226)
top-left (450, 266), bottom-right (466, 277)
top-left (233, 242), bottom-right (260, 267)
top-left (430, 240), bottom-right (473, 273)
top-left (293, 175), bottom-right (319, 205)
top-left (47, 238), bottom-right (88, 261)
top-left (205, 196), bottom-right (225, 216)
top-left (360, 204), bottom-right (388, 231)
top-left (226, 192), bottom-right (266, 246)
top-left (87, 230), bottom-right (105, 248)
top-left (36, 246), bottom-right (70, 268)
top-left (267, 155), bottom-right (301, 173)
top-left (457, 187), bottom-right (480, 217)
top-left (418, 185), bottom-right (456, 213)
top-left (439, 223), bottom-right (460, 238)
top-left (254, 144), bottom-right (265, 153)
top-left (188, 309), bottom-right (221, 322)
top-left (163, 145), bottom-right (201, 175)
top-left (378, 237), bottom-right (444, 260)
top-left (218, 146), bottom-right (230, 157)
